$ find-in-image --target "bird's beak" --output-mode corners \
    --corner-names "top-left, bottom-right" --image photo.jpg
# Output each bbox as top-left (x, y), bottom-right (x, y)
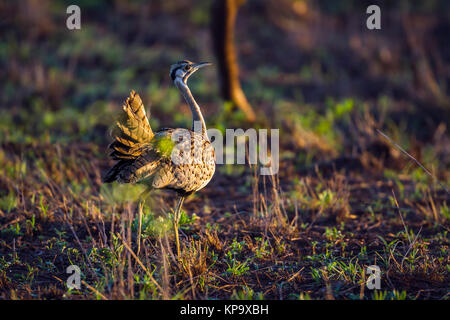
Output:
top-left (193, 62), bottom-right (212, 70)
top-left (183, 62), bottom-right (212, 82)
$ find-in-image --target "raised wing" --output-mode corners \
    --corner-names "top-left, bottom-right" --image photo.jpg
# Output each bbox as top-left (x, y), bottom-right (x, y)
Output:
top-left (108, 90), bottom-right (154, 160)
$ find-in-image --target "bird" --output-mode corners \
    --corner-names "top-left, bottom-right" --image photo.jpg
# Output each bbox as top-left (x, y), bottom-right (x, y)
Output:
top-left (102, 60), bottom-right (215, 256)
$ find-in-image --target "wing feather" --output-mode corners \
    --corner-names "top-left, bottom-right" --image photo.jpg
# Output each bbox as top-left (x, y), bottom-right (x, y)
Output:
top-left (109, 90), bottom-right (154, 159)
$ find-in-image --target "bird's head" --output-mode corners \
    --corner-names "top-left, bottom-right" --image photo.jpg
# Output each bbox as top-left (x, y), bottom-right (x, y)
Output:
top-left (170, 60), bottom-right (211, 85)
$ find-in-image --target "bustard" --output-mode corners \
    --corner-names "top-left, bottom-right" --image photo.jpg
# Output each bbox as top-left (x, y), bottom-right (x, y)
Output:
top-left (103, 60), bottom-right (215, 256)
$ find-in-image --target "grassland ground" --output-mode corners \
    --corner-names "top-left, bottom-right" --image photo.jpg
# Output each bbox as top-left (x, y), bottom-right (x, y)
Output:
top-left (0, 139), bottom-right (448, 299)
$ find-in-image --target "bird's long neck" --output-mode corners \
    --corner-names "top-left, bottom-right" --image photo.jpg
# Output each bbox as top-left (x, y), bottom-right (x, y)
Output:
top-left (175, 79), bottom-right (207, 138)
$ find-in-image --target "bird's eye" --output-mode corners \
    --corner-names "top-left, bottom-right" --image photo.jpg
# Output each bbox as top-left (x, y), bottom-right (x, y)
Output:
top-left (184, 65), bottom-right (191, 71)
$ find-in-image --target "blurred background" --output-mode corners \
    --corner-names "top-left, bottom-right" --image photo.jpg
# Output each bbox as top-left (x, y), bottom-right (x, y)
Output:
top-left (0, 0), bottom-right (449, 172)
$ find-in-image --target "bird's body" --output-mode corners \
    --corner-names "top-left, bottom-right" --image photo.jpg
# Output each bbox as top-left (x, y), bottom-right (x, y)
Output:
top-left (104, 126), bottom-right (215, 195)
top-left (102, 60), bottom-right (215, 256)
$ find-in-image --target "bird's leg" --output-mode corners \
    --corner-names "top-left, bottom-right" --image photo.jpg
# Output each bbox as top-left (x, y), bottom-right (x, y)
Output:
top-left (137, 199), bottom-right (144, 256)
top-left (173, 195), bottom-right (185, 257)
top-left (137, 189), bottom-right (151, 256)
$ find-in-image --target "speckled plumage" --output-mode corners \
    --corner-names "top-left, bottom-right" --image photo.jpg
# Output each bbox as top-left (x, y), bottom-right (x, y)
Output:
top-left (103, 91), bottom-right (215, 196)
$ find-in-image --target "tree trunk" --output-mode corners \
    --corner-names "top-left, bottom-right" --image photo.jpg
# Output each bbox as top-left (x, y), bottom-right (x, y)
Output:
top-left (211, 0), bottom-right (256, 122)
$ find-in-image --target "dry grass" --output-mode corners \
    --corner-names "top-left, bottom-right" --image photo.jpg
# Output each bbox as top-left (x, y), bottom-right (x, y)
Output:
top-left (0, 140), bottom-right (448, 300)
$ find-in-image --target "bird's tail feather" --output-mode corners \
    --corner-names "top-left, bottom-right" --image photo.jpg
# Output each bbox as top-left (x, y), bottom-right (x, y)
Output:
top-left (109, 90), bottom-right (154, 160)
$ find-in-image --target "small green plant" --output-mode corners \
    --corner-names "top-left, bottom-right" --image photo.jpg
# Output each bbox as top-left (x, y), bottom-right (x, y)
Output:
top-left (231, 286), bottom-right (264, 300)
top-left (226, 257), bottom-right (250, 277)
top-left (225, 242), bottom-right (251, 277)
top-left (317, 190), bottom-right (335, 209)
top-left (296, 292), bottom-right (312, 300)
top-left (39, 195), bottom-right (49, 219)
top-left (324, 227), bottom-right (344, 241)
top-left (178, 211), bottom-right (198, 229)
top-left (373, 290), bottom-right (407, 300)
top-left (0, 191), bottom-right (17, 213)
top-left (310, 268), bottom-right (322, 283)
top-left (254, 237), bottom-right (270, 258)
top-left (10, 223), bottom-right (21, 236)
top-left (230, 238), bottom-right (245, 255)
top-left (25, 215), bottom-right (36, 233)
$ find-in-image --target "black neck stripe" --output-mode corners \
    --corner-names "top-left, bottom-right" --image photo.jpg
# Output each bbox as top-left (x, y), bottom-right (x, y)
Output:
top-left (170, 66), bottom-right (182, 81)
